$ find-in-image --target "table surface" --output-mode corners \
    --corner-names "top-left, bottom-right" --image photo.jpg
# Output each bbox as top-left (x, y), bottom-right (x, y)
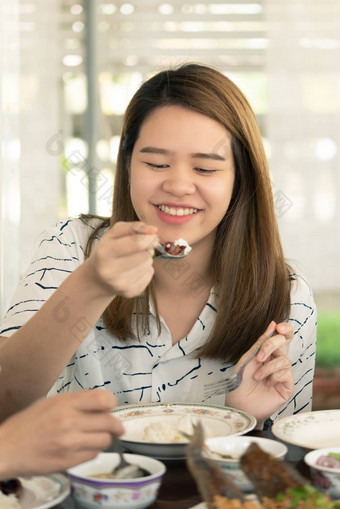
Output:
top-left (57, 429), bottom-right (310, 509)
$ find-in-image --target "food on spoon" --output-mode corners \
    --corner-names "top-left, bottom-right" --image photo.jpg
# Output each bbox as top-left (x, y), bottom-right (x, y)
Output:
top-left (155, 238), bottom-right (192, 257)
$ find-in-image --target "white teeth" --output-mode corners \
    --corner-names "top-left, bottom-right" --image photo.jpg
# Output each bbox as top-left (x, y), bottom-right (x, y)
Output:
top-left (158, 205), bottom-right (198, 216)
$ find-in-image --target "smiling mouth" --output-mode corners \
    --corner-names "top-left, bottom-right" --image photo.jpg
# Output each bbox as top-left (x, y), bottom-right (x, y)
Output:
top-left (156, 205), bottom-right (200, 217)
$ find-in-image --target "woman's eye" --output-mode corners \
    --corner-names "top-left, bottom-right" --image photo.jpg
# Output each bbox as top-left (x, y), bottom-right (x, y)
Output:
top-left (195, 168), bottom-right (217, 174)
top-left (146, 162), bottom-right (169, 169)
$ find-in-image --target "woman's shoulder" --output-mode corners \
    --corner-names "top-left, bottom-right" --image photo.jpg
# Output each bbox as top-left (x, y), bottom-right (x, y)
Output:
top-left (287, 267), bottom-right (316, 334)
top-left (288, 269), bottom-right (314, 306)
top-left (53, 215), bottom-right (107, 235)
top-left (35, 215), bottom-right (108, 248)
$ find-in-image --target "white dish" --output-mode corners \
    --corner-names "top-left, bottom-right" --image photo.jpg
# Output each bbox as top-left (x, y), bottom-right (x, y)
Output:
top-left (112, 402), bottom-right (256, 459)
top-left (18, 474), bottom-right (70, 509)
top-left (304, 446), bottom-right (340, 499)
top-left (204, 435), bottom-right (287, 492)
top-left (272, 410), bottom-right (340, 449)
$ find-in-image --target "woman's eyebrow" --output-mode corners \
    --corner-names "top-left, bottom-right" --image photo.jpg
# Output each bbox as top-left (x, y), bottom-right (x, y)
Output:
top-left (139, 146), bottom-right (170, 155)
top-left (191, 152), bottom-right (226, 161)
top-left (139, 146), bottom-right (226, 161)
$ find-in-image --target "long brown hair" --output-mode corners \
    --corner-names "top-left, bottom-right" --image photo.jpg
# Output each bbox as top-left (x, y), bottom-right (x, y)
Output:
top-left (84, 63), bottom-right (291, 363)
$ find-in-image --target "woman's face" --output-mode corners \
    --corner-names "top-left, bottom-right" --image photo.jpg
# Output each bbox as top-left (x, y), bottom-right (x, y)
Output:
top-left (130, 105), bottom-right (235, 252)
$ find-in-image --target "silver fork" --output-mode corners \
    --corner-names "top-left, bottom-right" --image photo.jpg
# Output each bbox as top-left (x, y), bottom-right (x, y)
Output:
top-left (203, 343), bottom-right (262, 398)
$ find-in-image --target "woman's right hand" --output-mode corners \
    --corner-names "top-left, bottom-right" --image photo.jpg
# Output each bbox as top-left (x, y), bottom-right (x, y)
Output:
top-left (85, 221), bottom-right (159, 299)
top-left (0, 223), bottom-right (159, 419)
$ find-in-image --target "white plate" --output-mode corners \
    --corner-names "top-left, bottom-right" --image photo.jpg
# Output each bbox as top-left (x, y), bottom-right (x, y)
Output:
top-left (112, 402), bottom-right (256, 459)
top-left (272, 410), bottom-right (340, 449)
top-left (18, 474), bottom-right (70, 509)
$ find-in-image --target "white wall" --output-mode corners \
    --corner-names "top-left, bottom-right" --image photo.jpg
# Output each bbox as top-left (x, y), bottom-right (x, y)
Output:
top-left (0, 1), bottom-right (21, 317)
top-left (266, 0), bottom-right (340, 293)
top-left (0, 0), bottom-right (61, 318)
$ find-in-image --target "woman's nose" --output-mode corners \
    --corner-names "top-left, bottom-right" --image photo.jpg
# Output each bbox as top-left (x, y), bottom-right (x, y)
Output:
top-left (161, 167), bottom-right (196, 196)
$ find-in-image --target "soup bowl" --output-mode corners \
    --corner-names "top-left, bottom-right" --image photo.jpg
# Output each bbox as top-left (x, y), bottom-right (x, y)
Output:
top-left (67, 452), bottom-right (166, 509)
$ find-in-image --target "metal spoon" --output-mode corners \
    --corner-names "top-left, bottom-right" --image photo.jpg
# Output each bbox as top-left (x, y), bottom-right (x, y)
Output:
top-left (132, 227), bottom-right (191, 260)
top-left (110, 438), bottom-right (150, 479)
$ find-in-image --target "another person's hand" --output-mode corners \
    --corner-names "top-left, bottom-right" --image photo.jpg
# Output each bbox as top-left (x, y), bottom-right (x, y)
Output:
top-left (225, 321), bottom-right (294, 427)
top-left (0, 389), bottom-right (124, 478)
top-left (85, 221), bottom-right (159, 299)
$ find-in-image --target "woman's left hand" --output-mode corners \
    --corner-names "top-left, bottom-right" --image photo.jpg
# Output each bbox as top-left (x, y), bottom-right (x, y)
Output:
top-left (225, 321), bottom-right (294, 427)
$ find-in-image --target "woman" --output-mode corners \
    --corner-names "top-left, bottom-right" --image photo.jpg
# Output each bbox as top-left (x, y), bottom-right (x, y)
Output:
top-left (0, 64), bottom-right (316, 427)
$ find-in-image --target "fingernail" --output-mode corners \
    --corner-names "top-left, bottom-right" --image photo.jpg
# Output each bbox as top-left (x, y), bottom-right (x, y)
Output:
top-left (266, 321), bottom-right (275, 332)
top-left (257, 351), bottom-right (265, 361)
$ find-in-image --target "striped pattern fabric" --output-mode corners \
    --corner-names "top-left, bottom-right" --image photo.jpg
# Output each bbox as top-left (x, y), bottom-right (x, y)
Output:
top-left (0, 218), bottom-right (316, 421)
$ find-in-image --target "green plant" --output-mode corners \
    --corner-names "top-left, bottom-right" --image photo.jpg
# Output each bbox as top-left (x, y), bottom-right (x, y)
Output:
top-left (315, 312), bottom-right (340, 368)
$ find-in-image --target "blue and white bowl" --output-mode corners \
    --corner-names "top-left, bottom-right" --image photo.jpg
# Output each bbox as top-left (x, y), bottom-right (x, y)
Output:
top-left (67, 452), bottom-right (166, 509)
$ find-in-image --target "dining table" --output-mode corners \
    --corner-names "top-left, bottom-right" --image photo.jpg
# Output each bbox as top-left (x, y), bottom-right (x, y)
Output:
top-left (55, 427), bottom-right (311, 509)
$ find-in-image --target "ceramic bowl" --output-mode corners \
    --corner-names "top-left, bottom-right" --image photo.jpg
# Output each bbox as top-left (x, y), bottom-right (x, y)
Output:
top-left (67, 452), bottom-right (166, 509)
top-left (304, 447), bottom-right (340, 498)
top-left (204, 435), bottom-right (288, 492)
